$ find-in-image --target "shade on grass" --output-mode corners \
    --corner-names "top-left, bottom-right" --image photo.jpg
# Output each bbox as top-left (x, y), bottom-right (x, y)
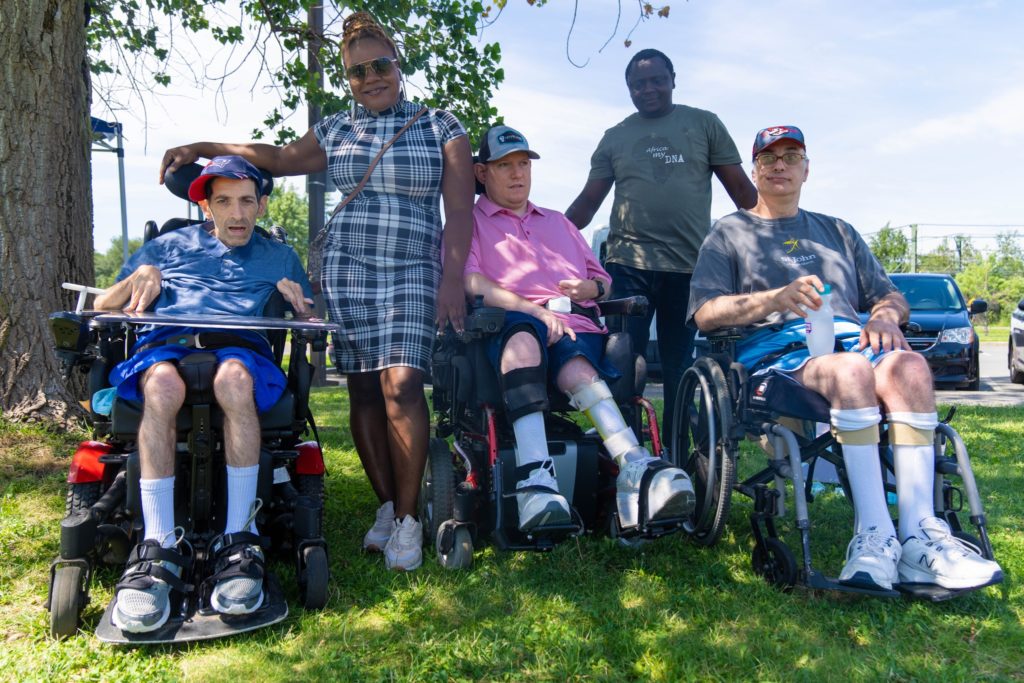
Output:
top-left (1, 397), bottom-right (1021, 681)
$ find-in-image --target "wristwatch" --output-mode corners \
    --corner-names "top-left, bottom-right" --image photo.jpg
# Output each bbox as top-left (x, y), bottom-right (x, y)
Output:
top-left (593, 278), bottom-right (605, 299)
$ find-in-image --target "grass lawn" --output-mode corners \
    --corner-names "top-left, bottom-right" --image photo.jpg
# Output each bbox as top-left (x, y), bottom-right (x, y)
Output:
top-left (977, 326), bottom-right (1011, 344)
top-left (2, 392), bottom-right (1022, 682)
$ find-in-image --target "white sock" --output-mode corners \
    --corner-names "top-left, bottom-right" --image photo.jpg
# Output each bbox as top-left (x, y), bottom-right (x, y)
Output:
top-left (141, 476), bottom-right (176, 548)
top-left (225, 464), bottom-right (260, 535)
top-left (841, 444), bottom-right (896, 537)
top-left (512, 412), bottom-right (549, 469)
top-left (894, 444), bottom-right (936, 541)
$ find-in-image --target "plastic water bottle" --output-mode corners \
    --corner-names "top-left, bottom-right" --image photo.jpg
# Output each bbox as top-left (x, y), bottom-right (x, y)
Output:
top-left (804, 283), bottom-right (835, 357)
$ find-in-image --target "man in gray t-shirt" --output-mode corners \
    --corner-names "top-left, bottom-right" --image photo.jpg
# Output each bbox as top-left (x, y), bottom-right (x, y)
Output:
top-left (688, 125), bottom-right (1001, 594)
top-left (565, 48), bottom-right (756, 442)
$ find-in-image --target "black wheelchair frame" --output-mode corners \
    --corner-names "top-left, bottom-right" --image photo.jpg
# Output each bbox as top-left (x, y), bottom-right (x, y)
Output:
top-left (45, 163), bottom-right (332, 642)
top-left (420, 296), bottom-right (684, 569)
top-left (671, 332), bottom-right (1000, 601)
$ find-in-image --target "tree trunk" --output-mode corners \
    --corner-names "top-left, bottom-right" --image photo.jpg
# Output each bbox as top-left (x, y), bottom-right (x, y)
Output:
top-left (0, 0), bottom-right (93, 425)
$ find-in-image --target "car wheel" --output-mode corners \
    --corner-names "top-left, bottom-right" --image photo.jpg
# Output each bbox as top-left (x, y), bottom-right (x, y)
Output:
top-left (1010, 337), bottom-right (1024, 385)
top-left (965, 376), bottom-right (981, 391)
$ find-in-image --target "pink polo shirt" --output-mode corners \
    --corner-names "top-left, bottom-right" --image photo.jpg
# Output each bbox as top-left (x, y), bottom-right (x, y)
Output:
top-left (465, 194), bottom-right (610, 334)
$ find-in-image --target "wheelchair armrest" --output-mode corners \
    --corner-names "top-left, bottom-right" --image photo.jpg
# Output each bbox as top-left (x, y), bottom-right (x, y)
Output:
top-left (597, 296), bottom-right (649, 318)
top-left (705, 328), bottom-right (744, 342)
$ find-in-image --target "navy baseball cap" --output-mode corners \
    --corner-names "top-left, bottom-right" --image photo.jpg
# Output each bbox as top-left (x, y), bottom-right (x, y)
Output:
top-left (476, 125), bottom-right (541, 164)
top-left (187, 155), bottom-right (266, 202)
top-left (752, 125), bottom-right (805, 161)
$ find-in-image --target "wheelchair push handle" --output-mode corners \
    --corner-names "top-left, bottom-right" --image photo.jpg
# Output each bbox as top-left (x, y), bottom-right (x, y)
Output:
top-left (598, 295), bottom-right (649, 318)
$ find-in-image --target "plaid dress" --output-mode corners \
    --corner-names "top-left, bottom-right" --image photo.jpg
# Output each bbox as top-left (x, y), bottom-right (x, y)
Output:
top-left (313, 99), bottom-right (466, 373)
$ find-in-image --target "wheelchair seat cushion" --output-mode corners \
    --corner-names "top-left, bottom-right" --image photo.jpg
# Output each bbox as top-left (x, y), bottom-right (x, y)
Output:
top-left (110, 329), bottom-right (286, 413)
top-left (110, 388), bottom-right (296, 437)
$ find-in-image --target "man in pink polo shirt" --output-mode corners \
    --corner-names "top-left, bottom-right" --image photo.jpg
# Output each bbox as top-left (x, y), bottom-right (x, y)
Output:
top-left (464, 125), bottom-right (695, 533)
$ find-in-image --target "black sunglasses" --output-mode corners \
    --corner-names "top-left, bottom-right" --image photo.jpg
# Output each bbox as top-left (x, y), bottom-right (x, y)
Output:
top-left (345, 56), bottom-right (399, 81)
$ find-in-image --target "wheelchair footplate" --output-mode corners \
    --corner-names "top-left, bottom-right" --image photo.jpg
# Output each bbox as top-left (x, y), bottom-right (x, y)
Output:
top-left (95, 573), bottom-right (288, 644)
top-left (801, 569), bottom-right (901, 599)
top-left (897, 574), bottom-right (1004, 603)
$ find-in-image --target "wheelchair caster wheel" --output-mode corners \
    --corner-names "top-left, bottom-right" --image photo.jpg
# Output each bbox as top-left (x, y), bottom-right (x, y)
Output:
top-left (299, 545), bottom-right (329, 610)
top-left (49, 565), bottom-right (85, 639)
top-left (436, 521), bottom-right (473, 569)
top-left (752, 538), bottom-right (798, 591)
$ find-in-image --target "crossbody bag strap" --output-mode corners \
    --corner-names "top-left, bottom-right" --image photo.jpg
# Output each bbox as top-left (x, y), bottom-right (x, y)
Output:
top-left (307, 106), bottom-right (429, 291)
top-left (328, 105), bottom-right (429, 221)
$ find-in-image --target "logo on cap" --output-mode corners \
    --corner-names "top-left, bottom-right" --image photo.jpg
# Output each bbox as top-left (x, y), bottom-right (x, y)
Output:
top-left (497, 131), bottom-right (525, 145)
top-left (764, 126), bottom-right (794, 138)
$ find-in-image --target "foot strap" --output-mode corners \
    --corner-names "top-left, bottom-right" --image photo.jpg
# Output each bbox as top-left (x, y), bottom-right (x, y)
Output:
top-left (115, 540), bottom-right (193, 595)
top-left (205, 531), bottom-right (267, 589)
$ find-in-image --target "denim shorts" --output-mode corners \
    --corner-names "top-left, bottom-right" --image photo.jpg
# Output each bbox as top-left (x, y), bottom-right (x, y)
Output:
top-left (485, 311), bottom-right (621, 384)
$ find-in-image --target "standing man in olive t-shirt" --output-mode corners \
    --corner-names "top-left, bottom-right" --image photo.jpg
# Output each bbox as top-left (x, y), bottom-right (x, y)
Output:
top-left (566, 48), bottom-right (756, 442)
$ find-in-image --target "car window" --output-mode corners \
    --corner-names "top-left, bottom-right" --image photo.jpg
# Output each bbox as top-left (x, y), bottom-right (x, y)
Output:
top-left (897, 278), bottom-right (964, 311)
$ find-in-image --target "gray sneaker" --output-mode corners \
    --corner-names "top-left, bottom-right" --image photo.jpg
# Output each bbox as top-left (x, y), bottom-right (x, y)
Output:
top-left (616, 452), bottom-right (696, 529)
top-left (112, 531), bottom-right (191, 633)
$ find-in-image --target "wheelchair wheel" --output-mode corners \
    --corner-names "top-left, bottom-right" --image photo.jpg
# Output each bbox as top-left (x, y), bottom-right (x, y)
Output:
top-left (672, 356), bottom-right (736, 546)
top-left (751, 538), bottom-right (798, 591)
top-left (420, 438), bottom-right (456, 547)
top-left (49, 565), bottom-right (84, 639)
top-left (436, 520), bottom-right (473, 570)
top-left (65, 481), bottom-right (101, 516)
top-left (299, 545), bottom-right (329, 610)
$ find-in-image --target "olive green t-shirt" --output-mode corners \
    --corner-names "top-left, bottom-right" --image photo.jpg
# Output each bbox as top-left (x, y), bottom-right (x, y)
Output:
top-left (589, 105), bottom-right (742, 273)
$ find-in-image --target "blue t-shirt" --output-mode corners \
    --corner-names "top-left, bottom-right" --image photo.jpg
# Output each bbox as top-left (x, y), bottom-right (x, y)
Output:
top-left (116, 223), bottom-right (313, 316)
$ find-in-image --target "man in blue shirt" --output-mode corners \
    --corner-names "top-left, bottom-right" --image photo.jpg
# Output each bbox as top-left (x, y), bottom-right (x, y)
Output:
top-left (95, 156), bottom-right (312, 633)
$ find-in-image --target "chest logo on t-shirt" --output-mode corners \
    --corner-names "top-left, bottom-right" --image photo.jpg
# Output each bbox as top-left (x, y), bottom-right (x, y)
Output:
top-left (777, 235), bottom-right (816, 266)
top-left (632, 135), bottom-right (686, 182)
top-left (783, 237), bottom-right (799, 253)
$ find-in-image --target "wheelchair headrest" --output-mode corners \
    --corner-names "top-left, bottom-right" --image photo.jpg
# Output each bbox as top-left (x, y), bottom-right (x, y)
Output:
top-left (164, 162), bottom-right (274, 203)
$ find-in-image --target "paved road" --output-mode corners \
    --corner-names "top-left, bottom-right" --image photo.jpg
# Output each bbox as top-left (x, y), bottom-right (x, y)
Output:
top-left (643, 342), bottom-right (1024, 407)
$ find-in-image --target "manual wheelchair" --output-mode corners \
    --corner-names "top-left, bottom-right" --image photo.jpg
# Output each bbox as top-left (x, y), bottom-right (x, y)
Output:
top-left (671, 331), bottom-right (1001, 601)
top-left (421, 295), bottom-right (686, 568)
top-left (45, 165), bottom-right (333, 643)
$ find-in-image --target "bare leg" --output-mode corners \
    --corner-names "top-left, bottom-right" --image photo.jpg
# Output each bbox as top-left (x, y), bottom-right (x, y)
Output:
top-left (138, 362), bottom-right (186, 480)
top-left (347, 371), bottom-right (397, 505)
top-left (380, 367), bottom-right (429, 519)
top-left (214, 359), bottom-right (260, 468)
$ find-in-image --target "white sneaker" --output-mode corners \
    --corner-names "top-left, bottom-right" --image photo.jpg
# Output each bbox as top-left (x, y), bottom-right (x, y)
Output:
top-left (515, 464), bottom-right (571, 531)
top-left (363, 501), bottom-right (395, 553)
top-left (898, 517), bottom-right (1003, 590)
top-left (615, 452), bottom-right (696, 529)
top-left (838, 528), bottom-right (901, 590)
top-left (384, 515), bottom-right (423, 571)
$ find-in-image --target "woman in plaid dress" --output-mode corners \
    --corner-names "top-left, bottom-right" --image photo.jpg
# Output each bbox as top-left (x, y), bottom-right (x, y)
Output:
top-left (160, 12), bottom-right (474, 572)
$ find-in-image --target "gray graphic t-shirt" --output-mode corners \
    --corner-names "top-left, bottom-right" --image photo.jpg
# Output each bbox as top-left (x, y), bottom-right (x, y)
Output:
top-left (588, 105), bottom-right (742, 273)
top-left (687, 209), bottom-right (897, 335)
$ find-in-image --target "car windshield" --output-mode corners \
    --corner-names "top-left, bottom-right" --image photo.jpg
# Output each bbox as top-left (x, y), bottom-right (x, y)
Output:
top-left (895, 277), bottom-right (964, 311)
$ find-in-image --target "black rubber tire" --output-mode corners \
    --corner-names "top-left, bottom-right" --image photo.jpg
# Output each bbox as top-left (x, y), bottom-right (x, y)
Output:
top-left (419, 438), bottom-right (455, 547)
top-left (65, 481), bottom-right (102, 517)
top-left (299, 545), bottom-right (329, 610)
top-left (436, 522), bottom-right (473, 570)
top-left (965, 376), bottom-right (981, 391)
top-left (751, 537), bottom-right (798, 591)
top-left (672, 356), bottom-right (736, 547)
top-left (1009, 338), bottom-right (1024, 384)
top-left (49, 565), bottom-right (84, 640)
top-left (295, 473), bottom-right (325, 532)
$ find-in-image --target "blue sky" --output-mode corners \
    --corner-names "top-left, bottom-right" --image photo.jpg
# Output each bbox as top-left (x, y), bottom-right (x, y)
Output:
top-left (91, 0), bottom-right (1024, 255)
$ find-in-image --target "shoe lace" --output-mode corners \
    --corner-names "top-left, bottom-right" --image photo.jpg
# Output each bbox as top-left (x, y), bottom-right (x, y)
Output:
top-left (159, 526), bottom-right (192, 557)
top-left (848, 530), bottom-right (896, 560)
top-left (920, 518), bottom-right (982, 556)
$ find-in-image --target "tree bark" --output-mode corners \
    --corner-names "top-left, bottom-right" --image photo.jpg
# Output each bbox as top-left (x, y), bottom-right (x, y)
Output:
top-left (0, 0), bottom-right (93, 425)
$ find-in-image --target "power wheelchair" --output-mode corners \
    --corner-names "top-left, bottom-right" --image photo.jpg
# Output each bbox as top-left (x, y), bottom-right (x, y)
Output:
top-left (45, 164), bottom-right (333, 643)
top-left (421, 295), bottom-right (687, 568)
top-left (671, 331), bottom-right (1001, 601)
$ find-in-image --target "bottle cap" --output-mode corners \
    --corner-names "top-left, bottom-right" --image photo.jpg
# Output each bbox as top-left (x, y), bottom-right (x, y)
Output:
top-left (819, 283), bottom-right (831, 295)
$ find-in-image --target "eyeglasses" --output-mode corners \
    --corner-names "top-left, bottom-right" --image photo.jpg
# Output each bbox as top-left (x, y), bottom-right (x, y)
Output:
top-left (345, 56), bottom-right (399, 81)
top-left (755, 152), bottom-right (808, 167)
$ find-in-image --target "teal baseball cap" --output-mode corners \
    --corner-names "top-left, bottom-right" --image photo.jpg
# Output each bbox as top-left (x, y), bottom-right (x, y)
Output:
top-left (476, 125), bottom-right (541, 164)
